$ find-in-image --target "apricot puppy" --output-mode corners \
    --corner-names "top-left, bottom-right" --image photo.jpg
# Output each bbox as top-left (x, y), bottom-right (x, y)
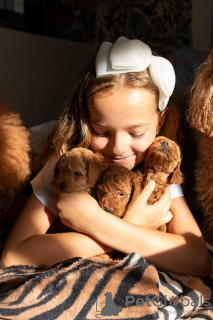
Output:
top-left (96, 164), bottom-right (142, 218)
top-left (52, 147), bottom-right (109, 194)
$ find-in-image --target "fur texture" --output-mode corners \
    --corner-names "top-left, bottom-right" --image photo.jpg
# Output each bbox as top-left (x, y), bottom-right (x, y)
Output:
top-left (141, 136), bottom-right (183, 204)
top-left (53, 138), bottom-right (183, 227)
top-left (52, 147), bottom-right (109, 194)
top-left (96, 164), bottom-right (142, 218)
top-left (187, 49), bottom-right (213, 244)
top-left (52, 139), bottom-right (183, 259)
top-left (0, 252), bottom-right (212, 319)
top-left (0, 106), bottom-right (31, 252)
top-left (96, 136), bottom-right (183, 235)
top-left (0, 106), bottom-right (31, 213)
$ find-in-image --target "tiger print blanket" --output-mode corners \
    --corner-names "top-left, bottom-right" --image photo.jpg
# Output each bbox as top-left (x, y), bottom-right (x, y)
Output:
top-left (0, 252), bottom-right (212, 320)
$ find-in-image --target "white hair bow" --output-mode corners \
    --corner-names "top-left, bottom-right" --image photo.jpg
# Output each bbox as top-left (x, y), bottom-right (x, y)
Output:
top-left (95, 37), bottom-right (176, 111)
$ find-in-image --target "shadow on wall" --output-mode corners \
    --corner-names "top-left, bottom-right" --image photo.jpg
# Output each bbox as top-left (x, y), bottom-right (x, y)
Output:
top-left (0, 27), bottom-right (95, 128)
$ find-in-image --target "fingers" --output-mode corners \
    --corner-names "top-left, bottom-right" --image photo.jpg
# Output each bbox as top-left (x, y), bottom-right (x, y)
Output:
top-left (154, 188), bottom-right (171, 209)
top-left (161, 211), bottom-right (173, 225)
top-left (153, 188), bottom-right (172, 227)
top-left (140, 180), bottom-right (156, 203)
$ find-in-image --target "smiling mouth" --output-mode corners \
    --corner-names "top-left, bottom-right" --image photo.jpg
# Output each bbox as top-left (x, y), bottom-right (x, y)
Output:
top-left (110, 155), bottom-right (134, 162)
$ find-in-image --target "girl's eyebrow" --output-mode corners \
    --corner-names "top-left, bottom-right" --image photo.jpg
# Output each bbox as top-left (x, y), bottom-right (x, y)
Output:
top-left (128, 123), bottom-right (151, 128)
top-left (91, 122), bottom-right (151, 127)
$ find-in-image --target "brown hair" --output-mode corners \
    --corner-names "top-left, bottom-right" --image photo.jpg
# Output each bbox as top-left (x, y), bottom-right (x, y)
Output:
top-left (53, 60), bottom-right (180, 154)
top-left (187, 49), bottom-right (213, 136)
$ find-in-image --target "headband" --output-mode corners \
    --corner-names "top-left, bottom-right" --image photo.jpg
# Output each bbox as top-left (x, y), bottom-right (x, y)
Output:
top-left (95, 36), bottom-right (176, 111)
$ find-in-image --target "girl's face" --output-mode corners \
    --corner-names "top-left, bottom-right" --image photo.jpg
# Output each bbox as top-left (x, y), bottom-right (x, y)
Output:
top-left (87, 87), bottom-right (160, 170)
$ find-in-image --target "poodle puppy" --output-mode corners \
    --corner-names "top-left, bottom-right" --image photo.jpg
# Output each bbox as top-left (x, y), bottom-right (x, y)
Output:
top-left (96, 164), bottom-right (142, 218)
top-left (187, 49), bottom-right (213, 245)
top-left (52, 147), bottom-right (109, 194)
top-left (95, 164), bottom-right (142, 261)
top-left (0, 106), bottom-right (31, 213)
top-left (141, 136), bottom-right (184, 204)
top-left (95, 163), bottom-right (142, 260)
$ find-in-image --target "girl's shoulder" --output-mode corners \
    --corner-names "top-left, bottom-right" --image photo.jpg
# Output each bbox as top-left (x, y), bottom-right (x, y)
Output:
top-left (169, 184), bottom-right (184, 199)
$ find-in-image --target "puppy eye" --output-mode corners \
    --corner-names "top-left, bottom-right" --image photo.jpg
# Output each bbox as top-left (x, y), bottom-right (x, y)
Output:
top-left (74, 171), bottom-right (82, 176)
top-left (119, 193), bottom-right (125, 197)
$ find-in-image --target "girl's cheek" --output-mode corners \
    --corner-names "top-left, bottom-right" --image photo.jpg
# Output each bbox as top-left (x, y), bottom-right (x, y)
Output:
top-left (90, 136), bottom-right (108, 153)
top-left (133, 142), bottom-right (149, 154)
top-left (133, 135), bottom-right (156, 153)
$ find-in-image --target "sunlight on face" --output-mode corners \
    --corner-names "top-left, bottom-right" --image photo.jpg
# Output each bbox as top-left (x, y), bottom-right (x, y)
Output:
top-left (87, 88), bottom-right (159, 170)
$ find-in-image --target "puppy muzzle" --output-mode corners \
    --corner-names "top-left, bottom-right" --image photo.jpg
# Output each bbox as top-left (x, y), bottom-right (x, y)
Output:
top-left (104, 206), bottom-right (114, 214)
top-left (59, 181), bottom-right (66, 191)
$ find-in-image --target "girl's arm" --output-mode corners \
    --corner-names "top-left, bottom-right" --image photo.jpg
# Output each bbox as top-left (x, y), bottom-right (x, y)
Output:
top-left (1, 195), bottom-right (111, 267)
top-left (56, 185), bottom-right (211, 277)
top-left (1, 182), bottom-right (170, 267)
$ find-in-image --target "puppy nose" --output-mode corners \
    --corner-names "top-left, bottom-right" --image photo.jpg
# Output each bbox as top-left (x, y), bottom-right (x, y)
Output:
top-left (59, 181), bottom-right (66, 190)
top-left (161, 141), bottom-right (169, 149)
top-left (104, 207), bottom-right (114, 214)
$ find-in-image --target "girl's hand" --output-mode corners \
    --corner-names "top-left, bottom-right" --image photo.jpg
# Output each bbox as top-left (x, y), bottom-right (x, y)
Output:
top-left (55, 192), bottom-right (103, 234)
top-left (124, 181), bottom-right (172, 229)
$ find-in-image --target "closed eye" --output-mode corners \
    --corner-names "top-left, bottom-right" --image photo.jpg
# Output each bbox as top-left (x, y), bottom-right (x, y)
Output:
top-left (91, 128), bottom-right (108, 137)
top-left (95, 132), bottom-right (108, 137)
top-left (130, 133), bottom-right (145, 139)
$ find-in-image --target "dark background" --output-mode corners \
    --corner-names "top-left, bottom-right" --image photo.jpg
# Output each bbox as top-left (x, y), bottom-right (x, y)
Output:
top-left (0, 0), bottom-right (193, 57)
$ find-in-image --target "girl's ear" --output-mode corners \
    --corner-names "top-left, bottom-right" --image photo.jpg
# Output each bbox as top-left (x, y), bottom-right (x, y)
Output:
top-left (157, 107), bottom-right (169, 132)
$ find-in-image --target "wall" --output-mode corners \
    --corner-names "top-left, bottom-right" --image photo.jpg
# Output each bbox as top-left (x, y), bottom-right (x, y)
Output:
top-left (0, 27), bottom-right (95, 127)
top-left (192, 0), bottom-right (213, 51)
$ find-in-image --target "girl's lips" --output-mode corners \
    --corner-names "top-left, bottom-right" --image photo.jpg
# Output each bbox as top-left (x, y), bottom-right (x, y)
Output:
top-left (109, 155), bottom-right (134, 163)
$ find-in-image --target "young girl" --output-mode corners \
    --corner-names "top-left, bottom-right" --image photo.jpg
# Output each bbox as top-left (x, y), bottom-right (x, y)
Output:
top-left (1, 37), bottom-right (210, 276)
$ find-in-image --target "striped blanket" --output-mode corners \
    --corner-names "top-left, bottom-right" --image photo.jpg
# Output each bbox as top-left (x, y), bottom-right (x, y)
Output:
top-left (0, 252), bottom-right (212, 320)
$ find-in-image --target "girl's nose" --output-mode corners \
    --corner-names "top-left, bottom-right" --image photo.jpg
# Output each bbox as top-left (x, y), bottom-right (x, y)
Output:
top-left (110, 133), bottom-right (128, 156)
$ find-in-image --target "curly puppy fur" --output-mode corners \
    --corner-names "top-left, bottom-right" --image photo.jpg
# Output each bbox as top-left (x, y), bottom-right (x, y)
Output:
top-left (52, 147), bottom-right (109, 194)
top-left (96, 136), bottom-right (183, 233)
top-left (187, 49), bottom-right (213, 244)
top-left (95, 136), bottom-right (183, 259)
top-left (0, 106), bottom-right (31, 213)
top-left (96, 164), bottom-right (142, 218)
top-left (141, 136), bottom-right (183, 204)
top-left (52, 141), bottom-right (183, 259)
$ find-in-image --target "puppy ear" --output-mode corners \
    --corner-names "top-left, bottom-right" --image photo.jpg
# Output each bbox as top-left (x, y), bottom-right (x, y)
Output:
top-left (87, 155), bottom-right (109, 184)
top-left (168, 162), bottom-right (184, 185)
top-left (128, 173), bottom-right (142, 205)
